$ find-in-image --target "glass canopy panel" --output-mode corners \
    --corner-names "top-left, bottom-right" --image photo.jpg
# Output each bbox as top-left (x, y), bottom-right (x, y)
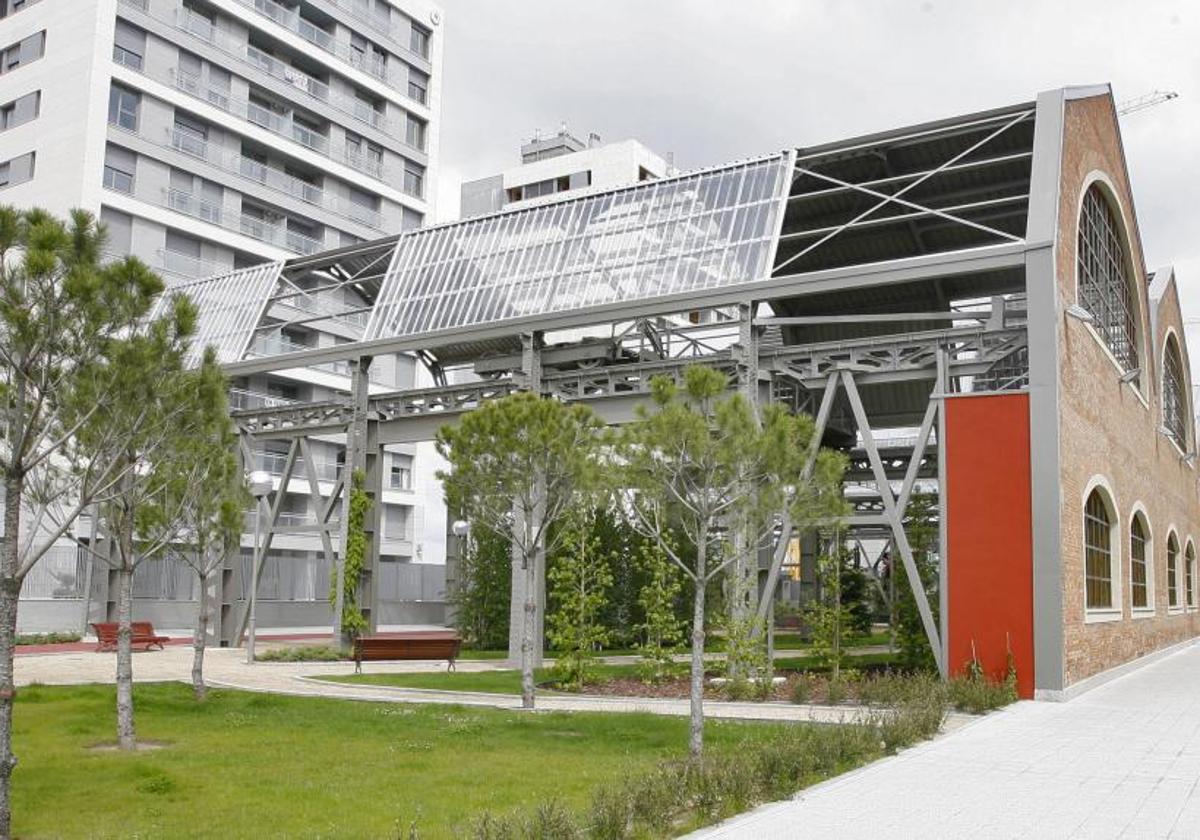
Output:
top-left (365, 154), bottom-right (790, 341)
top-left (151, 261), bottom-right (284, 365)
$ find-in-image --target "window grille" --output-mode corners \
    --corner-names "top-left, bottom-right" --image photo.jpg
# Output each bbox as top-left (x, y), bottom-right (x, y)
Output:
top-left (1163, 336), bottom-right (1188, 446)
top-left (1187, 543), bottom-right (1196, 608)
top-left (1077, 185), bottom-right (1138, 375)
top-left (1084, 489), bottom-right (1113, 610)
top-left (1130, 515), bottom-right (1148, 609)
top-left (1168, 534), bottom-right (1179, 607)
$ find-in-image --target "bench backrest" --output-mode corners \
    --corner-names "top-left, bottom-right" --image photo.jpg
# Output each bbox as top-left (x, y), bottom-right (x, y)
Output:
top-left (131, 621), bottom-right (159, 637)
top-left (92, 622), bottom-right (162, 639)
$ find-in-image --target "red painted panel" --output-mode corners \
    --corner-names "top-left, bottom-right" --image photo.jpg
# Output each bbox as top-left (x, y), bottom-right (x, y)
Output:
top-left (945, 393), bottom-right (1035, 698)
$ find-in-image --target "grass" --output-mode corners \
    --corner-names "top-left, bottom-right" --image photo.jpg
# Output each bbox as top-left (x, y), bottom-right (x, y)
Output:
top-left (12, 682), bottom-right (800, 839)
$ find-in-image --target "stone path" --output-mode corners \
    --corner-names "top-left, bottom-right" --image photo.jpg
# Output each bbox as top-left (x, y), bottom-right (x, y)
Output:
top-left (690, 641), bottom-right (1200, 839)
top-left (13, 644), bottom-right (965, 727)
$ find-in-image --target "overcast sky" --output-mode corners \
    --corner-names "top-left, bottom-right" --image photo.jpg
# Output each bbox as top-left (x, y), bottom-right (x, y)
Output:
top-left (432, 0), bottom-right (1198, 335)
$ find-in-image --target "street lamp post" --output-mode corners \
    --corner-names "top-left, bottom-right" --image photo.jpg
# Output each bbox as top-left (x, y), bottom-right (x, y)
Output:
top-left (245, 470), bottom-right (273, 664)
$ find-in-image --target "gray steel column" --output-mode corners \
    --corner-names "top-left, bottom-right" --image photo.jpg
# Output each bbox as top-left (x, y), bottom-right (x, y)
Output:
top-left (936, 347), bottom-right (950, 674)
top-left (1025, 89), bottom-right (1066, 696)
top-left (332, 356), bottom-right (372, 645)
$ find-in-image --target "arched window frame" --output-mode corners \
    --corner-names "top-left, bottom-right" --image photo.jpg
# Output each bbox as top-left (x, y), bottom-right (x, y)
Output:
top-left (1129, 505), bottom-right (1154, 617)
top-left (1074, 176), bottom-right (1146, 397)
top-left (1166, 529), bottom-right (1181, 613)
top-left (1082, 477), bottom-right (1121, 623)
top-left (1186, 539), bottom-right (1197, 611)
top-left (1161, 330), bottom-right (1190, 453)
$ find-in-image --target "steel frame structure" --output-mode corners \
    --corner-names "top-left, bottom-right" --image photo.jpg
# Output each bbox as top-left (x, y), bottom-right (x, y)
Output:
top-left (182, 95), bottom-right (1048, 668)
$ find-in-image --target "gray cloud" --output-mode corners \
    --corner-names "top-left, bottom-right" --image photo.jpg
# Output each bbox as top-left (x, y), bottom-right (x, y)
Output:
top-left (432, 0), bottom-right (1199, 343)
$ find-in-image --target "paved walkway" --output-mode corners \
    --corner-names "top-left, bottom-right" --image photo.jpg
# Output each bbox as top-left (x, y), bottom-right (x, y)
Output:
top-left (691, 641), bottom-right (1200, 840)
top-left (13, 645), bottom-right (947, 726)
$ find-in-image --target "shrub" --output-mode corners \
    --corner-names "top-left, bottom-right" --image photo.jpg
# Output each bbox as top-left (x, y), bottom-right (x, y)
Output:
top-left (16, 632), bottom-right (82, 645)
top-left (947, 674), bottom-right (1017, 714)
top-left (790, 675), bottom-right (812, 705)
top-left (587, 784), bottom-right (631, 840)
top-left (255, 644), bottom-right (345, 662)
top-left (825, 677), bottom-right (848, 705)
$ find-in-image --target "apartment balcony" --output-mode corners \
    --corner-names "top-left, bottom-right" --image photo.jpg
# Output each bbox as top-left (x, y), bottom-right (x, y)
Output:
top-left (231, 0), bottom-right (414, 96)
top-left (250, 448), bottom-right (342, 482)
top-left (251, 334), bottom-right (391, 384)
top-left (159, 3), bottom-right (420, 149)
top-left (164, 127), bottom-right (385, 231)
top-left (152, 183), bottom-right (324, 256)
top-left (324, 0), bottom-right (433, 67)
top-left (155, 248), bottom-right (231, 281)
top-left (164, 66), bottom-right (407, 188)
top-left (228, 388), bottom-right (296, 410)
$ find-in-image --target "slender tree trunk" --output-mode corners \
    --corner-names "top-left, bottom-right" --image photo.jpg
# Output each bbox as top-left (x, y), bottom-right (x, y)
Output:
top-left (689, 542), bottom-right (707, 761)
top-left (0, 470), bottom-right (24, 840)
top-left (520, 551), bottom-right (536, 710)
top-left (192, 570), bottom-right (209, 701)
top-left (115, 507), bottom-right (136, 750)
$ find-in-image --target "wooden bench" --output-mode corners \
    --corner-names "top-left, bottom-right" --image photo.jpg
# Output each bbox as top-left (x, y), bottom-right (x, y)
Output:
top-left (352, 631), bottom-right (461, 674)
top-left (91, 622), bottom-right (170, 652)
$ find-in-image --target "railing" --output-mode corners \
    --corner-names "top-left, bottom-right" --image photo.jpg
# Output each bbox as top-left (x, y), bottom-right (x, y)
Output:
top-left (229, 388), bottom-right (296, 410)
top-left (274, 287), bottom-right (371, 329)
top-left (149, 183), bottom-right (325, 256)
top-left (155, 248), bottom-right (229, 280)
top-left (251, 334), bottom-right (392, 384)
top-left (232, 0), bottom-right (403, 93)
top-left (238, 213), bottom-right (324, 255)
top-left (166, 187), bottom-right (223, 224)
top-left (161, 4), bottom-right (413, 145)
top-left (326, 0), bottom-right (432, 66)
top-left (249, 450), bottom-right (343, 482)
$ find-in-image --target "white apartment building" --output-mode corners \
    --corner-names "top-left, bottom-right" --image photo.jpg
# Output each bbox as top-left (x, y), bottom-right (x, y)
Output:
top-left (0, 0), bottom-right (447, 635)
top-left (460, 128), bottom-right (669, 217)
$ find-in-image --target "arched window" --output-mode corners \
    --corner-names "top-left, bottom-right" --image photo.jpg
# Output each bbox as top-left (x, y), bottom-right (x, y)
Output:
top-left (1187, 542), bottom-right (1196, 608)
top-left (1084, 488), bottom-right (1115, 611)
top-left (1130, 515), bottom-right (1149, 610)
top-left (1167, 533), bottom-right (1180, 608)
top-left (1078, 184), bottom-right (1139, 374)
top-left (1163, 335), bottom-right (1188, 446)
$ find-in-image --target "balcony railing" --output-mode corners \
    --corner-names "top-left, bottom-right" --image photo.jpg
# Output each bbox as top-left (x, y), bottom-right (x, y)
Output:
top-left (161, 4), bottom-right (414, 146)
top-left (156, 248), bottom-right (229, 280)
top-left (229, 389), bottom-right (296, 410)
top-left (325, 0), bottom-right (432, 66)
top-left (232, 0), bottom-right (406, 94)
top-left (149, 184), bottom-right (325, 256)
top-left (251, 334), bottom-right (391, 383)
top-left (250, 450), bottom-right (342, 482)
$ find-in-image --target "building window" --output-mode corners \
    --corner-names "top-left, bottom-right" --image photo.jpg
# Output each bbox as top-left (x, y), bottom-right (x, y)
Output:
top-left (103, 165), bottom-right (134, 194)
top-left (0, 30), bottom-right (44, 75)
top-left (1130, 514), bottom-right (1149, 610)
top-left (1077, 183), bottom-right (1139, 377)
top-left (1163, 334), bottom-right (1188, 448)
top-left (1167, 532), bottom-right (1180, 608)
top-left (390, 464), bottom-right (412, 490)
top-left (0, 151), bottom-right (34, 189)
top-left (0, 0), bottom-right (44, 19)
top-left (112, 43), bottom-right (142, 71)
top-left (107, 85), bottom-right (140, 131)
top-left (410, 23), bottom-right (430, 58)
top-left (407, 70), bottom-right (428, 104)
top-left (1187, 542), bottom-right (1196, 609)
top-left (405, 114), bottom-right (425, 150)
top-left (403, 161), bottom-right (424, 198)
top-left (0, 90), bottom-right (38, 131)
top-left (1083, 488), bottom-right (1116, 612)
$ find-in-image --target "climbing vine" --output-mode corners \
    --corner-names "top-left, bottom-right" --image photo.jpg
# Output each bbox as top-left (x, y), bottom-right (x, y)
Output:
top-left (330, 469), bottom-right (372, 637)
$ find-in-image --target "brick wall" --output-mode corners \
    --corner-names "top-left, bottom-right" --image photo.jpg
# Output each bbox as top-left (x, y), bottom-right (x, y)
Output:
top-left (1055, 94), bottom-right (1200, 687)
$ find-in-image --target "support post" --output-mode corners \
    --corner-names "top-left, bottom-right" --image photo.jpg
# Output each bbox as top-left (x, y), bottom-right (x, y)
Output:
top-left (508, 333), bottom-right (545, 667)
top-left (333, 356), bottom-right (372, 648)
top-left (936, 346), bottom-right (951, 675)
top-left (841, 370), bottom-right (945, 677)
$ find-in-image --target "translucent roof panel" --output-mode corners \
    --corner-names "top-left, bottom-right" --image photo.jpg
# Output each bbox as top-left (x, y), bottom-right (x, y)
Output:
top-left (151, 261), bottom-right (284, 365)
top-left (365, 154), bottom-right (791, 341)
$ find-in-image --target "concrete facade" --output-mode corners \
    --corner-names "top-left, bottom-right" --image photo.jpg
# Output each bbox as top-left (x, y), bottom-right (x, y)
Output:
top-left (2, 0), bottom-right (449, 634)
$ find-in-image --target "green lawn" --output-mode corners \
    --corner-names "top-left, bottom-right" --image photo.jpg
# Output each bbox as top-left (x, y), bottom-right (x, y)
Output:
top-left (455, 630), bottom-right (893, 660)
top-left (322, 651), bottom-right (902, 696)
top-left (13, 682), bottom-right (794, 839)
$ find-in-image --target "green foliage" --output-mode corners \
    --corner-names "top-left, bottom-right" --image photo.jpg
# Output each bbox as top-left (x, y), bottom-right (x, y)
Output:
top-left (947, 673), bottom-right (1018, 714)
top-left (546, 514), bottom-right (614, 690)
top-left (436, 392), bottom-right (606, 564)
top-left (807, 541), bottom-right (851, 681)
top-left (452, 525), bottom-right (512, 650)
top-left (894, 492), bottom-right (940, 672)
top-left (722, 611), bottom-right (773, 701)
top-left (255, 645), bottom-right (346, 663)
top-left (635, 540), bottom-right (685, 684)
top-left (331, 469), bottom-right (372, 638)
top-left (15, 632), bottom-right (81, 646)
